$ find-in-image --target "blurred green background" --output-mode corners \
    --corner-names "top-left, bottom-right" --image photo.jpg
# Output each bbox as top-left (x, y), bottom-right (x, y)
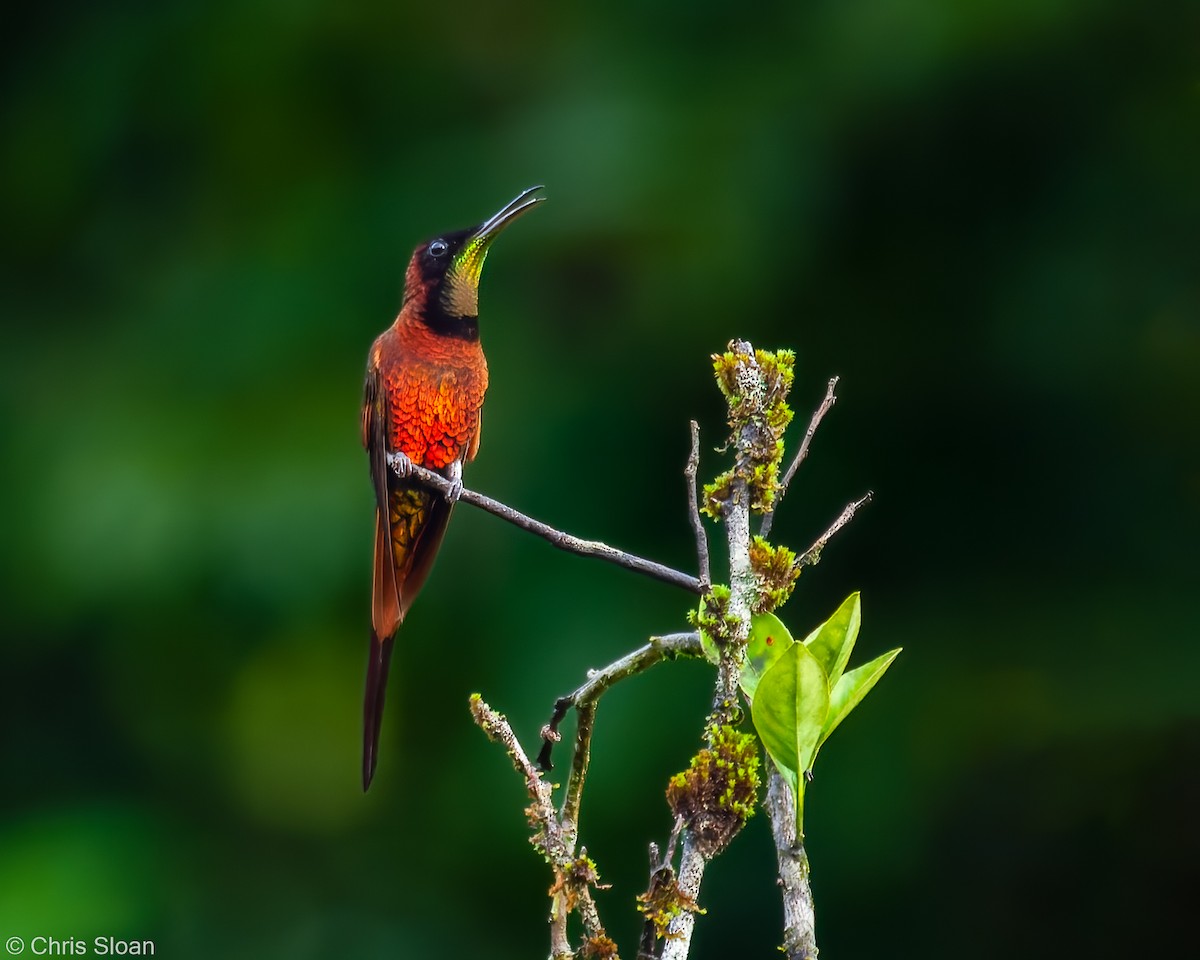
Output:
top-left (2, 0), bottom-right (1197, 956)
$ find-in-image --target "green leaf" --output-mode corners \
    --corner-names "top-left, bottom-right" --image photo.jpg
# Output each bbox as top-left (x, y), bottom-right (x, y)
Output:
top-left (752, 643), bottom-right (828, 836)
top-left (803, 592), bottom-right (861, 689)
top-left (751, 642), bottom-right (829, 788)
top-left (699, 631), bottom-right (720, 665)
top-left (739, 612), bottom-right (796, 703)
top-left (817, 647), bottom-right (902, 752)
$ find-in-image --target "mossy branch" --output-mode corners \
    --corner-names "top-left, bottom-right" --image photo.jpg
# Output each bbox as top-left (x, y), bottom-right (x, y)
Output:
top-left (466, 341), bottom-right (869, 960)
top-left (661, 341), bottom-right (786, 959)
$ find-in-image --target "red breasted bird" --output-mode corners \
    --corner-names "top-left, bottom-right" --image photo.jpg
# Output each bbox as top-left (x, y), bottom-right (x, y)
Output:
top-left (360, 186), bottom-right (545, 790)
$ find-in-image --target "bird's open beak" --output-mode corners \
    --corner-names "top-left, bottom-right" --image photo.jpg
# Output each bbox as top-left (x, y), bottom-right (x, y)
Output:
top-left (472, 185), bottom-right (547, 245)
top-left (443, 186), bottom-right (545, 317)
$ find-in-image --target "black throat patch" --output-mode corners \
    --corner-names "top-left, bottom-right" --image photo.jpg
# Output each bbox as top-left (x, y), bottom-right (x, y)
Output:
top-left (420, 294), bottom-right (480, 341)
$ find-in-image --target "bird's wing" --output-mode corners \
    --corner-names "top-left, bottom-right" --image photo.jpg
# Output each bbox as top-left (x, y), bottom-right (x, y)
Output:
top-left (466, 410), bottom-right (482, 462)
top-left (363, 363), bottom-right (401, 638)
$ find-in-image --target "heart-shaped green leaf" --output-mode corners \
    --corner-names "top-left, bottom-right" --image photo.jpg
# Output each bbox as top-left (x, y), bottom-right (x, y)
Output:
top-left (803, 592), bottom-right (861, 689)
top-left (739, 612), bottom-right (796, 703)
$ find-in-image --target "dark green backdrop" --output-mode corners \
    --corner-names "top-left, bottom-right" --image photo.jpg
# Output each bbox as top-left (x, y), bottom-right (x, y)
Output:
top-left (2, 1), bottom-right (1196, 956)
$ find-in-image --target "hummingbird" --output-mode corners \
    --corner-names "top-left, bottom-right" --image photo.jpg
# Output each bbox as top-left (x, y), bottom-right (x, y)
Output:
top-left (360, 186), bottom-right (545, 790)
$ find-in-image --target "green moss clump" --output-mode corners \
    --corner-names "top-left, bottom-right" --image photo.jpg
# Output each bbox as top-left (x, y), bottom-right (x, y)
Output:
top-left (688, 585), bottom-right (739, 649)
top-left (701, 470), bottom-right (734, 519)
top-left (666, 725), bottom-right (761, 858)
top-left (748, 536), bottom-right (800, 613)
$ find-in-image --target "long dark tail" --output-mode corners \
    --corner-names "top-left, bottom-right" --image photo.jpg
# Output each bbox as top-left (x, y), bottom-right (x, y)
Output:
top-left (362, 630), bottom-right (396, 791)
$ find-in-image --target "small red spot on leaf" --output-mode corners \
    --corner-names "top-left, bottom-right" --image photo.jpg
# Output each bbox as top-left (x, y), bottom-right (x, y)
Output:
top-left (765, 635), bottom-right (774, 646)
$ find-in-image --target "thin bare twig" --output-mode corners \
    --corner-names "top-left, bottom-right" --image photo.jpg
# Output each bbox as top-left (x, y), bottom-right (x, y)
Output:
top-left (795, 491), bottom-right (874, 570)
top-left (760, 376), bottom-right (839, 538)
top-left (686, 420), bottom-right (712, 589)
top-left (560, 701), bottom-right (596, 852)
top-left (538, 632), bottom-right (703, 771)
top-left (552, 705), bottom-right (604, 950)
top-left (392, 460), bottom-right (703, 595)
top-left (553, 699), bottom-right (601, 959)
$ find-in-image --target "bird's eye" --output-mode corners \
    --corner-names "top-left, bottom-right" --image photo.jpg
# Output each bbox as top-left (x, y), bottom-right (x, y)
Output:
top-left (428, 240), bottom-right (449, 257)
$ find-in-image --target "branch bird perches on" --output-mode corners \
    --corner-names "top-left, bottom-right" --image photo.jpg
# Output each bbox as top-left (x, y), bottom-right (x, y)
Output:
top-left (386, 459), bottom-right (704, 595)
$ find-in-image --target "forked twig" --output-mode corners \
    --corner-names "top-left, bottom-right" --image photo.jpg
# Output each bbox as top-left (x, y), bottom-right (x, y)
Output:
top-left (538, 632), bottom-right (703, 772)
top-left (470, 696), bottom-right (610, 957)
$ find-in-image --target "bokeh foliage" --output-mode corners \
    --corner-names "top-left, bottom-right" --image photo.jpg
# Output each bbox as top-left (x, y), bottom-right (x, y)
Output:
top-left (1, 1), bottom-right (1197, 957)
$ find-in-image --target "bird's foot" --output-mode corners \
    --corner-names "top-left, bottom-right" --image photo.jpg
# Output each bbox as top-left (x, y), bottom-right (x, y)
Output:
top-left (387, 450), bottom-right (415, 480)
top-left (443, 461), bottom-right (464, 504)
